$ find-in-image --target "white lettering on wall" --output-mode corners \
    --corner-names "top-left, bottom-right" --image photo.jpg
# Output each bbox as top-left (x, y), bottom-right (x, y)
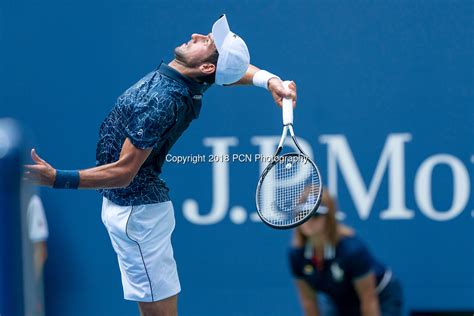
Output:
top-left (179, 133), bottom-right (471, 224)
top-left (319, 134), bottom-right (415, 220)
top-left (415, 154), bottom-right (470, 221)
top-left (182, 137), bottom-right (238, 224)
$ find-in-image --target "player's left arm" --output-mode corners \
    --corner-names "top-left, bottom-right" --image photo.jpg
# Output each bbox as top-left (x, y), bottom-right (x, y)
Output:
top-left (24, 138), bottom-right (152, 189)
top-left (353, 272), bottom-right (381, 316)
top-left (230, 64), bottom-right (297, 107)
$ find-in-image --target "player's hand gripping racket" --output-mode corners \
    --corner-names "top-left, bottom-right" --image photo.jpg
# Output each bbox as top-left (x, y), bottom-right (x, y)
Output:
top-left (255, 81), bottom-right (323, 229)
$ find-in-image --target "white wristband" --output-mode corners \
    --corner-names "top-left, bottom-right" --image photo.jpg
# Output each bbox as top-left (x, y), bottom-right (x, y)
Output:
top-left (252, 70), bottom-right (280, 90)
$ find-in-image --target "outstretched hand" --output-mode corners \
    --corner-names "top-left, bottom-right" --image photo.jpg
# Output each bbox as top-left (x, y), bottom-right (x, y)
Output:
top-left (24, 149), bottom-right (56, 187)
top-left (268, 78), bottom-right (297, 107)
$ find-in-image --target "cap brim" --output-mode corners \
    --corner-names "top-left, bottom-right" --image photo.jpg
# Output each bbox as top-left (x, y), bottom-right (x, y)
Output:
top-left (313, 206), bottom-right (346, 221)
top-left (211, 14), bottom-right (230, 51)
top-left (317, 206), bottom-right (329, 214)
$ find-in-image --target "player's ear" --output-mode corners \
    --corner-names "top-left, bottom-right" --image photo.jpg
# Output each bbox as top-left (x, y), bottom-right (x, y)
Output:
top-left (199, 63), bottom-right (215, 75)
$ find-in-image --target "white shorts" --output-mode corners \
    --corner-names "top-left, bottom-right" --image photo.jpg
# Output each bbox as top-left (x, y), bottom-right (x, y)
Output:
top-left (101, 197), bottom-right (181, 302)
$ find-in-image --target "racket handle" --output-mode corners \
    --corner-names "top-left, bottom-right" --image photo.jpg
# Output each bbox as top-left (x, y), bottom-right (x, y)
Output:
top-left (282, 80), bottom-right (293, 125)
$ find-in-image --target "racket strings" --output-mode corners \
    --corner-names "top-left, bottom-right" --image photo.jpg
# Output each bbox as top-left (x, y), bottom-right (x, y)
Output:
top-left (257, 155), bottom-right (322, 227)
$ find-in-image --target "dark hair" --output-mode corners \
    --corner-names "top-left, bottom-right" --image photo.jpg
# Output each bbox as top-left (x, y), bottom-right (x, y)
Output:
top-left (195, 48), bottom-right (219, 84)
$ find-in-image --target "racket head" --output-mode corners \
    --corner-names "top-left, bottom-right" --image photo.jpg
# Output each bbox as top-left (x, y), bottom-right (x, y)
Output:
top-left (255, 153), bottom-right (323, 229)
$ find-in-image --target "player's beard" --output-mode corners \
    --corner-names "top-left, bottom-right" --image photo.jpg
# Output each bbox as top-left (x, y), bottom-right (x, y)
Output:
top-left (174, 46), bottom-right (201, 68)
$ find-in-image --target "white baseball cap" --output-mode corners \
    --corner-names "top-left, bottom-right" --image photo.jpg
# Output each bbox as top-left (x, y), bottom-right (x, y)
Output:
top-left (211, 14), bottom-right (250, 85)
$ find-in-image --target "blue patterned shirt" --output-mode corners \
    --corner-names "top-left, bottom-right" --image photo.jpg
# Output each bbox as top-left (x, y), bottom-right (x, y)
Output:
top-left (96, 62), bottom-right (210, 206)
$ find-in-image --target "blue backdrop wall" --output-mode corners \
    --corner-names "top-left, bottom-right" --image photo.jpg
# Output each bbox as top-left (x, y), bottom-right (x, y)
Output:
top-left (1, 0), bottom-right (473, 315)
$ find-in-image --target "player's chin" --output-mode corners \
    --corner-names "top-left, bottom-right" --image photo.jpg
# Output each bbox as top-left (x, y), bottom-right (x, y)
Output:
top-left (174, 47), bottom-right (189, 62)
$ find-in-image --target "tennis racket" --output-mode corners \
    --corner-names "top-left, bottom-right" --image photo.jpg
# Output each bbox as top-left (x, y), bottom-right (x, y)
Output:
top-left (255, 81), bottom-right (323, 229)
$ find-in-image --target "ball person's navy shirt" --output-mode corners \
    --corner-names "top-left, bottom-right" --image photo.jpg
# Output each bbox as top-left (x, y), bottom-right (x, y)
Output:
top-left (288, 235), bottom-right (387, 316)
top-left (96, 62), bottom-right (210, 206)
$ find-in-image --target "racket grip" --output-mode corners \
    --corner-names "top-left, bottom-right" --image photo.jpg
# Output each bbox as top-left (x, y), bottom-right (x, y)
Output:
top-left (282, 80), bottom-right (293, 125)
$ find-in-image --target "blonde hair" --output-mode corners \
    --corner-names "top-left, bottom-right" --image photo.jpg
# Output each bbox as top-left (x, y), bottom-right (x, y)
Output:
top-left (322, 189), bottom-right (339, 246)
top-left (295, 188), bottom-right (341, 247)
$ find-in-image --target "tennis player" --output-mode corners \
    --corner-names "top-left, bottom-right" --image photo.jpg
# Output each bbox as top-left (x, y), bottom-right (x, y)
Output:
top-left (24, 15), bottom-right (296, 316)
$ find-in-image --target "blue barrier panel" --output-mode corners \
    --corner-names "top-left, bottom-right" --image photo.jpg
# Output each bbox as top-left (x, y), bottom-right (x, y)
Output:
top-left (0, 119), bottom-right (25, 316)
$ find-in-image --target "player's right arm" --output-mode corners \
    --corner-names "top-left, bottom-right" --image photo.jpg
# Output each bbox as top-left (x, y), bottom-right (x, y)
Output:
top-left (24, 138), bottom-right (152, 189)
top-left (229, 64), bottom-right (297, 107)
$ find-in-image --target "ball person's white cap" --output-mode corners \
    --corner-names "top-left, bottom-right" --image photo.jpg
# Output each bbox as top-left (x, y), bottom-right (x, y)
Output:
top-left (211, 14), bottom-right (250, 85)
top-left (314, 205), bottom-right (346, 221)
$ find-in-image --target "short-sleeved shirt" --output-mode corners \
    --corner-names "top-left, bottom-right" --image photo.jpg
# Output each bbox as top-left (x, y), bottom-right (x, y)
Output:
top-left (288, 235), bottom-right (386, 315)
top-left (96, 62), bottom-right (210, 206)
top-left (27, 194), bottom-right (49, 242)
